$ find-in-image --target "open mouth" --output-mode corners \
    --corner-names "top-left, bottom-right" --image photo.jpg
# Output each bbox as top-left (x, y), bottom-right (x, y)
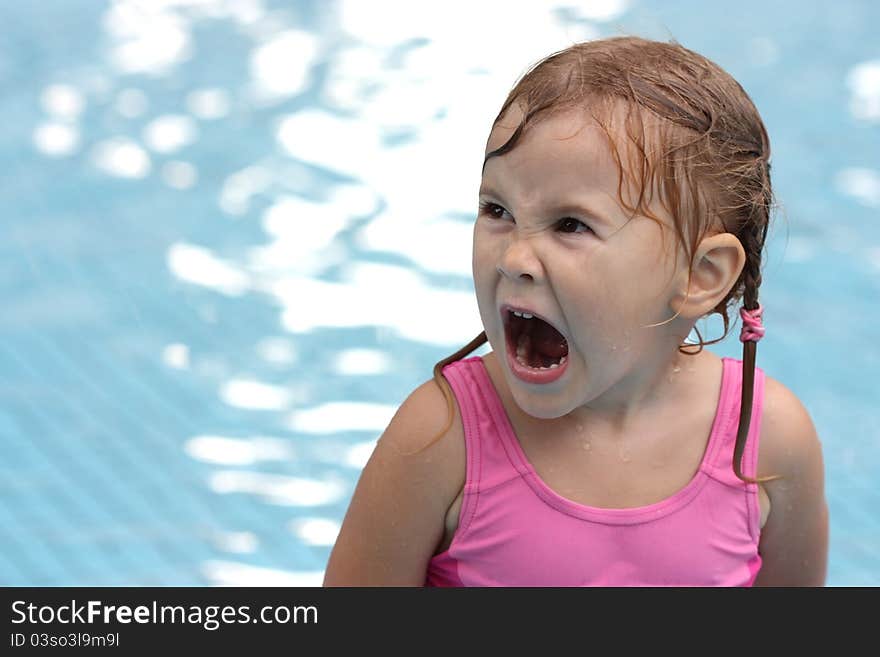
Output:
top-left (503, 308), bottom-right (569, 371)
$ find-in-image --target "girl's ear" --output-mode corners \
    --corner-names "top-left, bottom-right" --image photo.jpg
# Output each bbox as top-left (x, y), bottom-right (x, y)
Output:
top-left (673, 233), bottom-right (746, 319)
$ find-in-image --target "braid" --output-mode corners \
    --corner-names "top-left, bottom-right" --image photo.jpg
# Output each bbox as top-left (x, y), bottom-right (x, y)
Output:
top-left (733, 166), bottom-right (779, 484)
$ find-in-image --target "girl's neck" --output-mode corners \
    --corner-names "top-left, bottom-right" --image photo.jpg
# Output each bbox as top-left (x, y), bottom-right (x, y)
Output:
top-left (482, 347), bottom-right (711, 441)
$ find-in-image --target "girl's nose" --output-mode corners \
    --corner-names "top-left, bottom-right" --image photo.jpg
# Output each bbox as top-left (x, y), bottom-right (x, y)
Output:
top-left (497, 234), bottom-right (542, 283)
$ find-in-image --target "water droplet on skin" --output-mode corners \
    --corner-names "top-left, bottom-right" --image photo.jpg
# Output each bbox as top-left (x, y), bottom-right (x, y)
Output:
top-left (673, 365), bottom-right (681, 373)
top-left (582, 441), bottom-right (591, 451)
top-left (611, 344), bottom-right (617, 351)
top-left (618, 442), bottom-right (632, 463)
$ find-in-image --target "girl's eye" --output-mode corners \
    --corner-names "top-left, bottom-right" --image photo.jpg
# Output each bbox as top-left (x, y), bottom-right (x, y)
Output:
top-left (558, 217), bottom-right (592, 234)
top-left (479, 202), bottom-right (593, 235)
top-left (478, 201), bottom-right (508, 220)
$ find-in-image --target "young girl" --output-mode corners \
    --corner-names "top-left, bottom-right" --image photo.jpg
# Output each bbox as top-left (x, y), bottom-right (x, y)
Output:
top-left (323, 36), bottom-right (829, 586)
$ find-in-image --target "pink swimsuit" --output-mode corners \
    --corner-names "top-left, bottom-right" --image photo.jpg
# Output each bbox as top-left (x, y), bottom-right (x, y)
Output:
top-left (425, 356), bottom-right (764, 587)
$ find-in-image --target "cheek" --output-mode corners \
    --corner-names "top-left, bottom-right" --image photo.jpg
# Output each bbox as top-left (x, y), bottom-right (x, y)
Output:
top-left (564, 282), bottom-right (615, 337)
top-left (471, 235), bottom-right (498, 318)
top-left (558, 257), bottom-right (641, 341)
top-left (471, 230), bottom-right (498, 283)
top-left (472, 250), bottom-right (491, 292)
top-left (471, 224), bottom-right (486, 264)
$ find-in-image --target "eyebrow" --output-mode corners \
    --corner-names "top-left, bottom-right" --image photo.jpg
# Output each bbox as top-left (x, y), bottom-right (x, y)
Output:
top-left (478, 183), bottom-right (613, 226)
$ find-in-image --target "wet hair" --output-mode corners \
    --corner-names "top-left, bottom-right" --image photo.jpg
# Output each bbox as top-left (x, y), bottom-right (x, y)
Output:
top-left (424, 36), bottom-right (778, 484)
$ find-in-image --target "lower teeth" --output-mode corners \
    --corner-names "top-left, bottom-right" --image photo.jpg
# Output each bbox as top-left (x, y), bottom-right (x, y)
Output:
top-left (514, 353), bottom-right (567, 370)
top-left (514, 333), bottom-right (566, 370)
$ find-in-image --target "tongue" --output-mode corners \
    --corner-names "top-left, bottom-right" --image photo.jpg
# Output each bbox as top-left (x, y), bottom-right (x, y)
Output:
top-left (531, 318), bottom-right (568, 359)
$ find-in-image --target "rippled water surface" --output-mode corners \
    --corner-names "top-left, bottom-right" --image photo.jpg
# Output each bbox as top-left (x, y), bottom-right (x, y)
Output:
top-left (1, 0), bottom-right (878, 585)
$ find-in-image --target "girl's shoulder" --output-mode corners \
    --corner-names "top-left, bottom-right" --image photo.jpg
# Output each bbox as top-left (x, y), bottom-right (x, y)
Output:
top-left (712, 355), bottom-right (821, 479)
top-left (757, 374), bottom-right (824, 481)
top-left (375, 375), bottom-right (467, 506)
top-left (381, 375), bottom-right (466, 470)
top-left (752, 373), bottom-right (829, 585)
top-left (323, 377), bottom-right (466, 585)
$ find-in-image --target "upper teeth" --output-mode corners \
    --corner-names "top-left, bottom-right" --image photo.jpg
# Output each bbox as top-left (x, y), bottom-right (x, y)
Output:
top-left (512, 311), bottom-right (533, 319)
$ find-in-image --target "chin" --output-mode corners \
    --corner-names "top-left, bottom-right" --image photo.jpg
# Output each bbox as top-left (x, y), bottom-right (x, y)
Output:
top-left (507, 381), bottom-right (574, 420)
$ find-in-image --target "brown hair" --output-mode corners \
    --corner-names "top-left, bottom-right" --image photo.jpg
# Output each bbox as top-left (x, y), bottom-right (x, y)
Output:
top-left (424, 36), bottom-right (778, 484)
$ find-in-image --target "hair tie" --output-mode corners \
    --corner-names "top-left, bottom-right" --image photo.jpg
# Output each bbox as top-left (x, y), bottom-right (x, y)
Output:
top-left (739, 303), bottom-right (765, 343)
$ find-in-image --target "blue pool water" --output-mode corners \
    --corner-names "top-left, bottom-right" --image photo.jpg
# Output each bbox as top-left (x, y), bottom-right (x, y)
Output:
top-left (1, 0), bottom-right (878, 586)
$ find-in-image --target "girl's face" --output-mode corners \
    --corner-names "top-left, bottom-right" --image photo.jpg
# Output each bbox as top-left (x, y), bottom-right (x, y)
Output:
top-left (473, 104), bottom-right (690, 422)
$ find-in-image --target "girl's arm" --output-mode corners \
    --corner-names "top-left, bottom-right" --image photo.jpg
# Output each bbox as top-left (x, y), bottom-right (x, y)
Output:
top-left (753, 377), bottom-right (829, 586)
top-left (323, 379), bottom-right (465, 586)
